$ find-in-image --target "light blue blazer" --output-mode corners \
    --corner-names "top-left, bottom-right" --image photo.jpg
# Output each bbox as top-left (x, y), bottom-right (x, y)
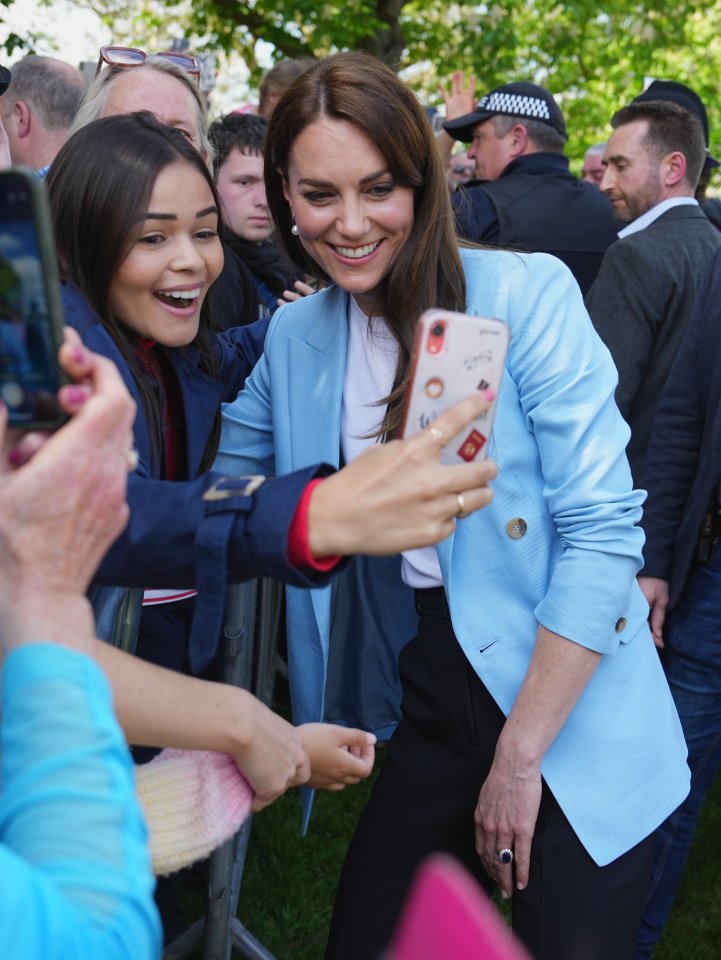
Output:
top-left (217, 248), bottom-right (689, 866)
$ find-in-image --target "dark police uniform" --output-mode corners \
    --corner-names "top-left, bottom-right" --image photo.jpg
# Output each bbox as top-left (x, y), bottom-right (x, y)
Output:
top-left (452, 152), bottom-right (618, 294)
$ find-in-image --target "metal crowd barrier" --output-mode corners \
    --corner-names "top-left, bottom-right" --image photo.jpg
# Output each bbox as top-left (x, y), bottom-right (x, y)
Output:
top-left (107, 578), bottom-right (285, 960)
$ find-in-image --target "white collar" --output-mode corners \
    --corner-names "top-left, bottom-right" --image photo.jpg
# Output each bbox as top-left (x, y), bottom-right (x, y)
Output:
top-left (617, 196), bottom-right (699, 239)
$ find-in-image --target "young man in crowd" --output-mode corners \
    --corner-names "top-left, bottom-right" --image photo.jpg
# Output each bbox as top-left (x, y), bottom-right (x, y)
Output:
top-left (209, 112), bottom-right (313, 316)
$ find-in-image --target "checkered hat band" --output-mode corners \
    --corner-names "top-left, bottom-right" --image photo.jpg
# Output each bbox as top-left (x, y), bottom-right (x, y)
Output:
top-left (477, 91), bottom-right (551, 120)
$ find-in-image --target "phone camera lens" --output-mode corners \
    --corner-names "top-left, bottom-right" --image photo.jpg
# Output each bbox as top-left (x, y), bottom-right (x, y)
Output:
top-left (431, 323), bottom-right (444, 337)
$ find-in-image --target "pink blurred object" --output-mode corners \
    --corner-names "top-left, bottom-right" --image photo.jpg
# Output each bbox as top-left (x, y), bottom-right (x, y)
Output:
top-left (231, 103), bottom-right (258, 114)
top-left (135, 748), bottom-right (253, 876)
top-left (388, 854), bottom-right (532, 960)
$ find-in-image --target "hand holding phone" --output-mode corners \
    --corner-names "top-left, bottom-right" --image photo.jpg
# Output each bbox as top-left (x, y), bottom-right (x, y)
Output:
top-left (401, 309), bottom-right (509, 464)
top-left (0, 166), bottom-right (66, 430)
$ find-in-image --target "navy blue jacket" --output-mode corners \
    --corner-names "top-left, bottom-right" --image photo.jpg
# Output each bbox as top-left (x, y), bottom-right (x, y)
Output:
top-left (63, 284), bottom-right (336, 669)
top-left (640, 245), bottom-right (721, 605)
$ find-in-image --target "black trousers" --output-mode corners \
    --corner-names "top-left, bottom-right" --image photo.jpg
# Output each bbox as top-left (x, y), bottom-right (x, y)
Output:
top-left (325, 589), bottom-right (653, 960)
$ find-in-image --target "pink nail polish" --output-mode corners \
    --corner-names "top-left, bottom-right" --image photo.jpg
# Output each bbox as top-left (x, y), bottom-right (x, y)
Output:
top-left (67, 385), bottom-right (89, 404)
top-left (484, 387), bottom-right (496, 402)
top-left (72, 346), bottom-right (85, 363)
top-left (7, 447), bottom-right (22, 466)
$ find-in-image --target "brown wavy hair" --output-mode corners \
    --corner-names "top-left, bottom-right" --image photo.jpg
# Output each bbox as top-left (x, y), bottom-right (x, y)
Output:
top-left (264, 51), bottom-right (466, 438)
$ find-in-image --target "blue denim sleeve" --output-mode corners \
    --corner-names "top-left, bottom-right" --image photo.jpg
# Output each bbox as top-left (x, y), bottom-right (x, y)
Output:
top-left (0, 644), bottom-right (161, 960)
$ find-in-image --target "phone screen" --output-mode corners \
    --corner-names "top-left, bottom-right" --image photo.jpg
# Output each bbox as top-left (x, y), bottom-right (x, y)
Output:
top-left (0, 169), bottom-right (65, 427)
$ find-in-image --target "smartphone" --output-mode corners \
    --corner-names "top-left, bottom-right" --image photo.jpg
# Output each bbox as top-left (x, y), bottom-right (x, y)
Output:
top-left (0, 166), bottom-right (66, 429)
top-left (400, 309), bottom-right (509, 464)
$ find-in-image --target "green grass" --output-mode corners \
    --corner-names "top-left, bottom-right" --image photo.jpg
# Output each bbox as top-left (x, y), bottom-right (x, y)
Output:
top-left (655, 775), bottom-right (721, 960)
top-left (169, 761), bottom-right (721, 960)
top-left (236, 770), bottom-right (378, 959)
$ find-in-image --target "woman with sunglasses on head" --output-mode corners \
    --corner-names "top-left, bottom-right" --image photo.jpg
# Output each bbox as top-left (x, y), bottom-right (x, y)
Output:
top-left (76, 46), bottom-right (209, 155)
top-left (44, 110), bottom-right (495, 800)
top-left (217, 52), bottom-right (690, 960)
top-left (71, 48), bottom-right (262, 328)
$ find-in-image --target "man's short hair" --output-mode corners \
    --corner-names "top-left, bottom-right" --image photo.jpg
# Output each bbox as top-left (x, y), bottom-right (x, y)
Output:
top-left (6, 55), bottom-right (85, 130)
top-left (490, 114), bottom-right (567, 153)
top-left (585, 141), bottom-right (607, 157)
top-left (611, 100), bottom-right (706, 189)
top-left (258, 58), bottom-right (315, 115)
top-left (208, 113), bottom-right (267, 176)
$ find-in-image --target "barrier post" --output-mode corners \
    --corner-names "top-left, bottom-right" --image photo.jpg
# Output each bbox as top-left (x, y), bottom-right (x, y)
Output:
top-left (162, 578), bottom-right (281, 960)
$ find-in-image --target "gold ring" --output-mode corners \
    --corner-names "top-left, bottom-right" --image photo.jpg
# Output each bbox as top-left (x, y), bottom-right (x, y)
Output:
top-left (126, 448), bottom-right (139, 472)
top-left (456, 493), bottom-right (466, 518)
top-left (428, 426), bottom-right (447, 446)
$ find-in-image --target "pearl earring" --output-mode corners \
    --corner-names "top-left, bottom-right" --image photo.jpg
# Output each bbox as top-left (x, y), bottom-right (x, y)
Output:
top-left (291, 223), bottom-right (300, 237)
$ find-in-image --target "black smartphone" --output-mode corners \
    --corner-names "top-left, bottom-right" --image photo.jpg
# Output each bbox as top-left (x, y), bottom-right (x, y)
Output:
top-left (0, 166), bottom-right (66, 429)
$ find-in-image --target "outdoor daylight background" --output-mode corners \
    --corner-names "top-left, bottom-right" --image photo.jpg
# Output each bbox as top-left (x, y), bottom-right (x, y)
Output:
top-left (2, 0), bottom-right (721, 174)
top-left (2, 3), bottom-right (721, 956)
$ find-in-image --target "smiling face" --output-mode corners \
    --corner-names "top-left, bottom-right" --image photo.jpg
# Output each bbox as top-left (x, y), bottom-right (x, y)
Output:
top-left (108, 159), bottom-right (224, 346)
top-left (600, 120), bottom-right (664, 222)
top-left (215, 147), bottom-right (272, 242)
top-left (282, 116), bottom-right (415, 315)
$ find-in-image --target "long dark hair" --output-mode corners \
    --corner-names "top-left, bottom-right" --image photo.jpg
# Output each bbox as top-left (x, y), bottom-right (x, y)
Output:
top-left (265, 51), bottom-right (466, 438)
top-left (47, 111), bottom-right (222, 474)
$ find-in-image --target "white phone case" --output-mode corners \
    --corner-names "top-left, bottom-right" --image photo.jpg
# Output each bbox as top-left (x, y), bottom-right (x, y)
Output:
top-left (400, 309), bottom-right (509, 465)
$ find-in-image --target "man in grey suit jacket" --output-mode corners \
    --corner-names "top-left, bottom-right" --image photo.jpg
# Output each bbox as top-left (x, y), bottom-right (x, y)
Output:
top-left (585, 99), bottom-right (721, 481)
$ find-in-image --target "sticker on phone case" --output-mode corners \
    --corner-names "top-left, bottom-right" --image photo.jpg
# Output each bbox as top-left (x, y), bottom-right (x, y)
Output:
top-left (457, 428), bottom-right (487, 462)
top-left (425, 377), bottom-right (444, 399)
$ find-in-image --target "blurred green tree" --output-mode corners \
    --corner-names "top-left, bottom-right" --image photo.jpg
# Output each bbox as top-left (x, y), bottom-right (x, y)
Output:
top-left (16, 0), bottom-right (721, 167)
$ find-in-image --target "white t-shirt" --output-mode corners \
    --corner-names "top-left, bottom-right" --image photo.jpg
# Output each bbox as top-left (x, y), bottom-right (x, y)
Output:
top-left (341, 297), bottom-right (443, 588)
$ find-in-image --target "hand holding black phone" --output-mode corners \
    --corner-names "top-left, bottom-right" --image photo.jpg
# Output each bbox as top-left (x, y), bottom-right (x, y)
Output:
top-left (0, 166), bottom-right (66, 430)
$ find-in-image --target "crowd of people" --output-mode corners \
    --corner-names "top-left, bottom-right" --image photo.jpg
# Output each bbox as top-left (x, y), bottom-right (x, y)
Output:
top-left (1, 41), bottom-right (721, 960)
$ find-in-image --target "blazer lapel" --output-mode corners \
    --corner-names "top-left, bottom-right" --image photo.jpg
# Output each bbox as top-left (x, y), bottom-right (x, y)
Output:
top-left (287, 287), bottom-right (349, 471)
top-left (284, 287), bottom-right (349, 639)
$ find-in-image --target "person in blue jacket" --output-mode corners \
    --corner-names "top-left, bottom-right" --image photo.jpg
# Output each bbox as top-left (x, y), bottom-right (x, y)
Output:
top-left (217, 52), bottom-right (690, 960)
top-left (49, 108), bottom-right (277, 680)
top-left (0, 328), bottom-right (160, 960)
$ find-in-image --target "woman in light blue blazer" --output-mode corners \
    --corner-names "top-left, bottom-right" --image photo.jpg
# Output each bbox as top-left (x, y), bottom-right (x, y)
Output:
top-left (217, 53), bottom-right (689, 960)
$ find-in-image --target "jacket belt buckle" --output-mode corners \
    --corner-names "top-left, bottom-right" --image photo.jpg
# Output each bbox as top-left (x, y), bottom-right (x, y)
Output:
top-left (203, 475), bottom-right (266, 501)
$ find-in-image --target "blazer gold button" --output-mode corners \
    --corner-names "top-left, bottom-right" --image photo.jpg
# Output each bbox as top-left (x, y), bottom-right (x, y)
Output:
top-left (615, 617), bottom-right (627, 633)
top-left (506, 517), bottom-right (527, 540)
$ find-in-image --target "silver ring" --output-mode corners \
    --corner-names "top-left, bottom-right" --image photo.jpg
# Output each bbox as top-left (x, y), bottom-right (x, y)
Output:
top-left (456, 493), bottom-right (466, 518)
top-left (496, 848), bottom-right (514, 865)
top-left (125, 448), bottom-right (139, 472)
top-left (428, 425), bottom-right (447, 446)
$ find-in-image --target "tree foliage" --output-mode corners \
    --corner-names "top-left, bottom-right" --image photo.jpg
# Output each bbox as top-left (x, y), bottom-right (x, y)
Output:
top-left (14, 0), bottom-right (721, 167)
